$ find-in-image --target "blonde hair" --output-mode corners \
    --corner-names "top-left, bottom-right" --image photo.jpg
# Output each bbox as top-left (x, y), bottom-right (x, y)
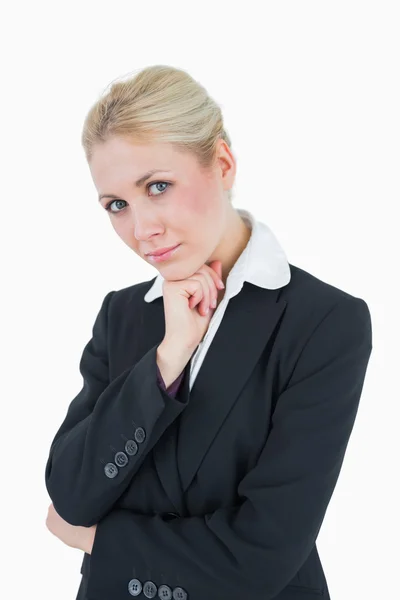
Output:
top-left (81, 65), bottom-right (234, 201)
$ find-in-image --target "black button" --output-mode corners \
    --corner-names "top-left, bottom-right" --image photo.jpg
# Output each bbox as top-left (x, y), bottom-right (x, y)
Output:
top-left (158, 585), bottom-right (172, 599)
top-left (104, 462), bottom-right (118, 478)
top-left (115, 451), bottom-right (128, 467)
top-left (125, 439), bottom-right (138, 456)
top-left (173, 587), bottom-right (188, 600)
top-left (164, 512), bottom-right (179, 521)
top-left (143, 580), bottom-right (158, 598)
top-left (128, 578), bottom-right (142, 596)
top-left (134, 427), bottom-right (146, 443)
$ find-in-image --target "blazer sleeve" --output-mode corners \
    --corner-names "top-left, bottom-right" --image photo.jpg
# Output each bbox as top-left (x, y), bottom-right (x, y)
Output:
top-left (85, 295), bottom-right (373, 600)
top-left (44, 290), bottom-right (191, 527)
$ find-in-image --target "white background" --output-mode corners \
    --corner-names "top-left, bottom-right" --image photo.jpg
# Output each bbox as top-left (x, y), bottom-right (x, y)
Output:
top-left (1, 1), bottom-right (398, 598)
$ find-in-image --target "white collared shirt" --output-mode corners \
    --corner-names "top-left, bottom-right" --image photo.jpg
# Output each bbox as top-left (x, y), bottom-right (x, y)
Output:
top-left (144, 208), bottom-right (291, 391)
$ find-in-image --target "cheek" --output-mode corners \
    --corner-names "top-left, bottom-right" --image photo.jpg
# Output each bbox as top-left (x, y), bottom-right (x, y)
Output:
top-left (178, 190), bottom-right (214, 223)
top-left (168, 194), bottom-right (199, 233)
top-left (111, 218), bottom-right (130, 235)
top-left (110, 219), bottom-right (137, 249)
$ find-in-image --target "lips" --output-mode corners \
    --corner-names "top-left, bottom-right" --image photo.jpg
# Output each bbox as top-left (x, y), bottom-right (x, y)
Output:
top-left (147, 244), bottom-right (181, 263)
top-left (146, 244), bottom-right (180, 257)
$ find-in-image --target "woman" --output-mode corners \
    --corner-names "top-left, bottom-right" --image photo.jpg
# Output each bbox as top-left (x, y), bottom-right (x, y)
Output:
top-left (44, 65), bottom-right (373, 600)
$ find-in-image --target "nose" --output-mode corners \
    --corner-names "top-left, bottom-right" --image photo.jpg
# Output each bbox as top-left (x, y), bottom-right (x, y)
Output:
top-left (133, 205), bottom-right (163, 242)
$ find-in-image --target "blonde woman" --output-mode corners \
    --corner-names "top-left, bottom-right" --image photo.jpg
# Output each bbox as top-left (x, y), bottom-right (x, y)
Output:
top-left (44, 65), bottom-right (373, 600)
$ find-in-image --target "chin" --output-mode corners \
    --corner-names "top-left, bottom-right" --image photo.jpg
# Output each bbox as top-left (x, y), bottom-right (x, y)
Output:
top-left (158, 267), bottom-right (188, 282)
top-left (157, 260), bottom-right (196, 282)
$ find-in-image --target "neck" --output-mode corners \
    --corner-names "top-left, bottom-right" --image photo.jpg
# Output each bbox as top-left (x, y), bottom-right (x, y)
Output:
top-left (210, 208), bottom-right (252, 286)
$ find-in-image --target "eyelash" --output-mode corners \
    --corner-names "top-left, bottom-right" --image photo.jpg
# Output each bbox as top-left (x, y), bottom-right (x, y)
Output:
top-left (104, 181), bottom-right (172, 214)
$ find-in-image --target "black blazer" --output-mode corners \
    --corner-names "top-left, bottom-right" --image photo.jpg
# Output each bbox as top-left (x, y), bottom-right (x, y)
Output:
top-left (44, 263), bottom-right (373, 600)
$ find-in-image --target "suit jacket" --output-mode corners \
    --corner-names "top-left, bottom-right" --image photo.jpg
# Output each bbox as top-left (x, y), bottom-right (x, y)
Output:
top-left (44, 263), bottom-right (373, 600)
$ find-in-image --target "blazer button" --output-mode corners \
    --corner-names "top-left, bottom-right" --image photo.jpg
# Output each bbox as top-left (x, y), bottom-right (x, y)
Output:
top-left (115, 451), bottom-right (128, 467)
top-left (128, 578), bottom-right (143, 596)
top-left (164, 512), bottom-right (179, 521)
top-left (125, 439), bottom-right (138, 456)
top-left (134, 427), bottom-right (146, 443)
top-left (158, 584), bottom-right (172, 599)
top-left (104, 462), bottom-right (118, 478)
top-left (172, 587), bottom-right (188, 600)
top-left (143, 580), bottom-right (158, 598)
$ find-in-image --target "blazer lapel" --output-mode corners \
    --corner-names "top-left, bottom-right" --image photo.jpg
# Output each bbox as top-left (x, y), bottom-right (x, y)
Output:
top-left (141, 280), bottom-right (286, 512)
top-left (137, 291), bottom-right (190, 516)
top-left (177, 283), bottom-right (287, 493)
top-left (152, 364), bottom-right (192, 516)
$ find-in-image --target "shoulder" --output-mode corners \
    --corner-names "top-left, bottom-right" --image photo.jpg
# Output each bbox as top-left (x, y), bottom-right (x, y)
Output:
top-left (90, 277), bottom-right (157, 336)
top-left (283, 262), bottom-right (366, 305)
top-left (282, 262), bottom-right (370, 312)
top-left (103, 276), bottom-right (157, 312)
top-left (277, 263), bottom-right (372, 350)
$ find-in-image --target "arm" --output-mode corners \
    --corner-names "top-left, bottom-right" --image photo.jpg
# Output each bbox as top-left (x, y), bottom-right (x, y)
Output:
top-left (85, 296), bottom-right (373, 600)
top-left (45, 291), bottom-right (191, 527)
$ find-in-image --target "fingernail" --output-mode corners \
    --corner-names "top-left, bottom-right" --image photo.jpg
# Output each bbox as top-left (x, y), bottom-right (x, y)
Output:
top-left (218, 279), bottom-right (225, 288)
top-left (205, 307), bottom-right (209, 314)
top-left (211, 299), bottom-right (217, 308)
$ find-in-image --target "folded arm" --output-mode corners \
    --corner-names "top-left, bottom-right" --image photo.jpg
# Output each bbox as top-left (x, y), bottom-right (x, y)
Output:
top-left (45, 290), bottom-right (187, 527)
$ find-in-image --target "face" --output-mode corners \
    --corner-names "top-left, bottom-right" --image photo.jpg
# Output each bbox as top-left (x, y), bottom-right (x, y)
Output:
top-left (89, 136), bottom-right (236, 281)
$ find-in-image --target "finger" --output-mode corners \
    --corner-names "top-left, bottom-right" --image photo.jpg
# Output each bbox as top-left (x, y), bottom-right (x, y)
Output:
top-left (176, 277), bottom-right (204, 311)
top-left (208, 260), bottom-right (222, 280)
top-left (215, 261), bottom-right (223, 281)
top-left (190, 288), bottom-right (205, 313)
top-left (189, 287), bottom-right (205, 313)
top-left (205, 261), bottom-right (224, 290)
top-left (197, 268), bottom-right (218, 310)
top-left (187, 274), bottom-right (210, 314)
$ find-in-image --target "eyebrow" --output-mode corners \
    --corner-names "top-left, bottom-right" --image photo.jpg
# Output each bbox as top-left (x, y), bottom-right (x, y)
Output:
top-left (98, 169), bottom-right (172, 202)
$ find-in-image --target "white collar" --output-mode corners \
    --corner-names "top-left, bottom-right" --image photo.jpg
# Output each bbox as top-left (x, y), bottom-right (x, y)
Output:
top-left (144, 208), bottom-right (291, 302)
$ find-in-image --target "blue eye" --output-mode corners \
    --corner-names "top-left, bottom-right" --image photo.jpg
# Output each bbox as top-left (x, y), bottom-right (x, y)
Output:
top-left (148, 181), bottom-right (170, 196)
top-left (104, 199), bottom-right (127, 213)
top-left (104, 181), bottom-right (171, 214)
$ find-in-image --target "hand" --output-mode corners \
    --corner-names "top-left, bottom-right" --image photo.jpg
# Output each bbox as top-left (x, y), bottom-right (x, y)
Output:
top-left (46, 502), bottom-right (96, 554)
top-left (161, 260), bottom-right (224, 352)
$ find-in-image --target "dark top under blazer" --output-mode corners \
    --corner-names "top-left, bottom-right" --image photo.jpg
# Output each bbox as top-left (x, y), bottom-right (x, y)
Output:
top-left (44, 263), bottom-right (373, 600)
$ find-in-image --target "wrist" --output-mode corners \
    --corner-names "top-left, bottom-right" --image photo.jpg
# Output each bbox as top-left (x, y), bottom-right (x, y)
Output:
top-left (159, 337), bottom-right (196, 361)
top-left (81, 525), bottom-right (96, 555)
top-left (156, 341), bottom-right (193, 389)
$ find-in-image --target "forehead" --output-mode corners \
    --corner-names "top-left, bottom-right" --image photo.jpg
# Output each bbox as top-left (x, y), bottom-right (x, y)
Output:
top-left (90, 137), bottom-right (194, 180)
